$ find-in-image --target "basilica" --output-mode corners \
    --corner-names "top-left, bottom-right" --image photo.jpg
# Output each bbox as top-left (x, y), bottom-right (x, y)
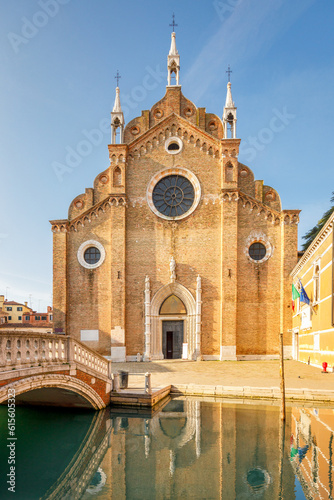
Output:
top-left (50, 30), bottom-right (300, 361)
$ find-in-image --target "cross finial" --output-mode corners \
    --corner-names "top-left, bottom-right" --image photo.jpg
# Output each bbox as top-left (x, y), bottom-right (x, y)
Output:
top-left (169, 13), bottom-right (178, 32)
top-left (115, 70), bottom-right (121, 87)
top-left (226, 65), bottom-right (232, 82)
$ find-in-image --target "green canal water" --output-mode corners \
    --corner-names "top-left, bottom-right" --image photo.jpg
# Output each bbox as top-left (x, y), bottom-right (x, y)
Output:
top-left (0, 398), bottom-right (332, 499)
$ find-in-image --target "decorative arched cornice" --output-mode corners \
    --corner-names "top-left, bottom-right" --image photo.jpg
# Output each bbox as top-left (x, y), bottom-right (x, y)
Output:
top-left (0, 374), bottom-right (106, 409)
top-left (126, 114), bottom-right (221, 161)
top-left (220, 190), bottom-right (300, 226)
top-left (50, 195), bottom-right (127, 233)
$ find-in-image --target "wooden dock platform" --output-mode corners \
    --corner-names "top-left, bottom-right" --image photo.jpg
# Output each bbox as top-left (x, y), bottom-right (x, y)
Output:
top-left (110, 385), bottom-right (171, 408)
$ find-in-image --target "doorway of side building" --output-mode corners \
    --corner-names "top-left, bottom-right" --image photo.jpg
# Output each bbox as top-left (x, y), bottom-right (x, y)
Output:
top-left (162, 320), bottom-right (184, 359)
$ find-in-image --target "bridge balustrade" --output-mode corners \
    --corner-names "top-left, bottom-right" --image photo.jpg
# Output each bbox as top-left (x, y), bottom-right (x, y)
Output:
top-left (0, 332), bottom-right (109, 378)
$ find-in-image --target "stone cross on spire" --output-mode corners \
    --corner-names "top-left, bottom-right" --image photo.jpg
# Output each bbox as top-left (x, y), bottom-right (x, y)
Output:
top-left (226, 65), bottom-right (232, 82)
top-left (115, 70), bottom-right (121, 87)
top-left (169, 13), bottom-right (178, 32)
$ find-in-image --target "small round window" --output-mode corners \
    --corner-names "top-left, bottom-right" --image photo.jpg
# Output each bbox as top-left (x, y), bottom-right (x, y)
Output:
top-left (165, 137), bottom-right (183, 155)
top-left (249, 242), bottom-right (266, 261)
top-left (77, 240), bottom-right (106, 269)
top-left (84, 247), bottom-right (101, 265)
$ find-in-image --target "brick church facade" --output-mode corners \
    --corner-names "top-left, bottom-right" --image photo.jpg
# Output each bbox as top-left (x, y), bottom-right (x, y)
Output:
top-left (50, 31), bottom-right (300, 361)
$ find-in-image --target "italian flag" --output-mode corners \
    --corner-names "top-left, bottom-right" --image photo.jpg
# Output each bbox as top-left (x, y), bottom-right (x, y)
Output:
top-left (292, 283), bottom-right (300, 312)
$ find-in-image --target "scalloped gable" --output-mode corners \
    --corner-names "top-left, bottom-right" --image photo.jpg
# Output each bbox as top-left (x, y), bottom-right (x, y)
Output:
top-left (123, 87), bottom-right (223, 144)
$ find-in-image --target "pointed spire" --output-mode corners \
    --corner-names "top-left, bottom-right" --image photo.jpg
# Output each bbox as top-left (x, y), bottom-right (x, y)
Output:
top-left (167, 15), bottom-right (180, 86)
top-left (110, 72), bottom-right (125, 144)
top-left (223, 73), bottom-right (237, 139)
top-left (225, 82), bottom-right (234, 108)
top-left (169, 32), bottom-right (179, 56)
top-left (113, 86), bottom-right (122, 113)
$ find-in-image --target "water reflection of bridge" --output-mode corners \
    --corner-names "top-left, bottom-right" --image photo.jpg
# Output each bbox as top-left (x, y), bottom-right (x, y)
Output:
top-left (42, 409), bottom-right (111, 500)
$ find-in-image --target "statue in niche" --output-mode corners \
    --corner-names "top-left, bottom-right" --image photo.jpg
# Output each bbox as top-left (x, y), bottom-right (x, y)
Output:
top-left (170, 256), bottom-right (176, 282)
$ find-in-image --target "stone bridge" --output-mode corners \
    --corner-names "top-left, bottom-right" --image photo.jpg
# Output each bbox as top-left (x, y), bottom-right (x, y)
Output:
top-left (0, 332), bottom-right (112, 409)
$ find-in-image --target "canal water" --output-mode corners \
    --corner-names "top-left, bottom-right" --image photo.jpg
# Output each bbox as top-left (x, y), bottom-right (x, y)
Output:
top-left (0, 398), bottom-right (333, 499)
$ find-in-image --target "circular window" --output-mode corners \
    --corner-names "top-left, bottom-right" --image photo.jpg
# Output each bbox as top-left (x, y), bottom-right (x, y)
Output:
top-left (99, 175), bottom-right (109, 184)
top-left (165, 137), bottom-right (183, 155)
top-left (153, 108), bottom-right (164, 119)
top-left (77, 240), bottom-right (105, 269)
top-left (208, 120), bottom-right (217, 131)
top-left (130, 125), bottom-right (140, 136)
top-left (184, 107), bottom-right (194, 117)
top-left (75, 200), bottom-right (84, 209)
top-left (153, 175), bottom-right (194, 218)
top-left (249, 242), bottom-right (266, 261)
top-left (147, 168), bottom-right (201, 221)
top-left (84, 247), bottom-right (101, 265)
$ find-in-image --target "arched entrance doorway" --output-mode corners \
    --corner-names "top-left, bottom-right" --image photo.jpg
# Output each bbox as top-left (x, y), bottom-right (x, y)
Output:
top-left (160, 295), bottom-right (187, 359)
top-left (147, 282), bottom-right (199, 360)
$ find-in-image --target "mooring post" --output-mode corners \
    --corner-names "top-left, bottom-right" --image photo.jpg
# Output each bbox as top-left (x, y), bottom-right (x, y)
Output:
top-left (279, 332), bottom-right (286, 421)
top-left (145, 372), bottom-right (152, 394)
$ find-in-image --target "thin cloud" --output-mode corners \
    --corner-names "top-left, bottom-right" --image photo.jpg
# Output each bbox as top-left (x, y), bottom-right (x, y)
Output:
top-left (183, 0), bottom-right (316, 101)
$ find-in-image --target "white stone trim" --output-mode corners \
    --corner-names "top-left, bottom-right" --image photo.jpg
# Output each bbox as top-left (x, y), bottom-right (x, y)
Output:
top-left (150, 281), bottom-right (198, 360)
top-left (110, 347), bottom-right (126, 362)
top-left (146, 167), bottom-right (201, 221)
top-left (237, 355), bottom-right (280, 361)
top-left (165, 136), bottom-right (183, 154)
top-left (220, 345), bottom-right (237, 361)
top-left (244, 231), bottom-right (273, 264)
top-left (77, 240), bottom-right (106, 269)
top-left (283, 346), bottom-right (293, 359)
top-left (126, 355), bottom-right (138, 362)
top-left (202, 355), bottom-right (220, 361)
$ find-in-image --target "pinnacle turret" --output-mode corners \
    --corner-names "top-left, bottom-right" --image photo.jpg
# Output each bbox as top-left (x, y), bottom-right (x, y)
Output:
top-left (110, 74), bottom-right (125, 144)
top-left (167, 14), bottom-right (180, 86)
top-left (223, 73), bottom-right (237, 139)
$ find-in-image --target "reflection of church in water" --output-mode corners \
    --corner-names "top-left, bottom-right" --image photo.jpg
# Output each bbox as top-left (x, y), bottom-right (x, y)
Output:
top-left (74, 398), bottom-right (295, 499)
top-left (51, 25), bottom-right (299, 361)
top-left (39, 398), bottom-right (332, 499)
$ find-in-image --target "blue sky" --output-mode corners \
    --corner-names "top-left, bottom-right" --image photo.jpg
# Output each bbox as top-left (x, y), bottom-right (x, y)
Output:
top-left (0, 0), bottom-right (333, 311)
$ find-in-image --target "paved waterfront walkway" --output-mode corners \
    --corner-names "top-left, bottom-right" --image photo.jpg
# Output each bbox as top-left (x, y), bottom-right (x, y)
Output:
top-left (111, 359), bottom-right (334, 402)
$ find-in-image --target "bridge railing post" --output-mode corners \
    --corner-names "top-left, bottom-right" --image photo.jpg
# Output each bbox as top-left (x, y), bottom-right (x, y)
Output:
top-left (67, 337), bottom-right (74, 364)
top-left (108, 361), bottom-right (112, 380)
